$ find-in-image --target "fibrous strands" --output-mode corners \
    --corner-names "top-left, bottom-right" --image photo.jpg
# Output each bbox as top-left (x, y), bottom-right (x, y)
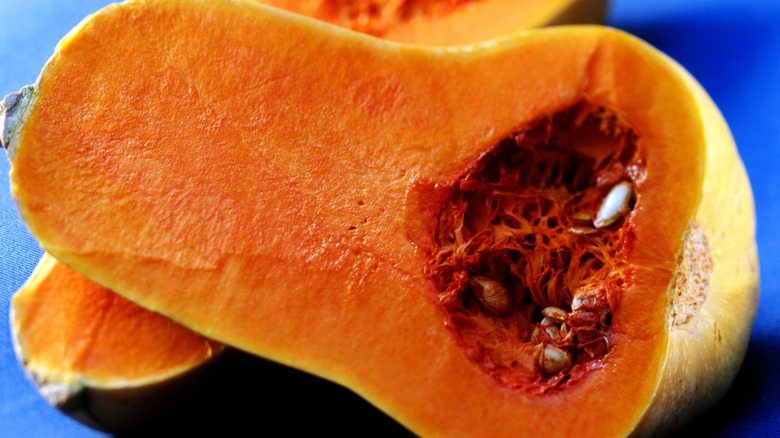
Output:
top-left (428, 103), bottom-right (644, 393)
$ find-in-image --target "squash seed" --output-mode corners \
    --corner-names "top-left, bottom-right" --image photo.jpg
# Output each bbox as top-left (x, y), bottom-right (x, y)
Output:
top-left (469, 276), bottom-right (514, 316)
top-left (571, 210), bottom-right (593, 223)
top-left (594, 180), bottom-right (633, 228)
top-left (538, 344), bottom-right (573, 374)
top-left (541, 306), bottom-right (568, 324)
top-left (559, 322), bottom-right (569, 338)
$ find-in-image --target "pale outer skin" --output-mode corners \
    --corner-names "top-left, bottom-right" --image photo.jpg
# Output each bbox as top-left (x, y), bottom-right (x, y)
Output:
top-left (632, 62), bottom-right (759, 436)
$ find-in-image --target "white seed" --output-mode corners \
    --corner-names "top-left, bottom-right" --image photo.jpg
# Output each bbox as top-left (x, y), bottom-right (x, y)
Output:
top-left (571, 210), bottom-right (593, 222)
top-left (538, 344), bottom-right (573, 374)
top-left (559, 323), bottom-right (569, 338)
top-left (541, 306), bottom-right (569, 324)
top-left (569, 225), bottom-right (598, 235)
top-left (543, 324), bottom-right (560, 339)
top-left (594, 181), bottom-right (633, 228)
top-left (469, 276), bottom-right (514, 316)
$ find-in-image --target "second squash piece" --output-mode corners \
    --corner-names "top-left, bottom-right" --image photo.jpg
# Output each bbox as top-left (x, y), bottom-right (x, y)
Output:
top-left (10, 254), bottom-right (224, 432)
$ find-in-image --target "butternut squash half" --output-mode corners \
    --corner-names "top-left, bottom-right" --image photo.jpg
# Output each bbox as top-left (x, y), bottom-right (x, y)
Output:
top-left (9, 253), bottom-right (225, 432)
top-left (5, 0), bottom-right (609, 430)
top-left (2, 0), bottom-right (757, 436)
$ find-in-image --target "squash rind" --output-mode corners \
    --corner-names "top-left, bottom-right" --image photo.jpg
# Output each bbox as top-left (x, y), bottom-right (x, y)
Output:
top-left (630, 58), bottom-right (759, 437)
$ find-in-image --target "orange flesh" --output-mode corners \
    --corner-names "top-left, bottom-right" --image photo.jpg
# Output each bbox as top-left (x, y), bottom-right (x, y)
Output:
top-left (12, 255), bottom-right (222, 383)
top-left (7, 2), bottom-right (707, 435)
top-left (267, 0), bottom-right (478, 37)
top-left (431, 104), bottom-right (641, 392)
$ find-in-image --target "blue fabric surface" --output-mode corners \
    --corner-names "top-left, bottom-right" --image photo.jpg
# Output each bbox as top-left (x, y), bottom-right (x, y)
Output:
top-left (0, 0), bottom-right (778, 436)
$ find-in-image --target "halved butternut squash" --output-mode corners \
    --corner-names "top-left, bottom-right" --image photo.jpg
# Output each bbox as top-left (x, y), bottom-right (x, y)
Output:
top-left (4, 0), bottom-right (609, 430)
top-left (9, 253), bottom-right (224, 432)
top-left (3, 0), bottom-right (757, 436)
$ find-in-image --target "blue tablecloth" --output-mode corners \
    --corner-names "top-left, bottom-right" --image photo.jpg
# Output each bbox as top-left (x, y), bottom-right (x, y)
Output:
top-left (1, 0), bottom-right (778, 436)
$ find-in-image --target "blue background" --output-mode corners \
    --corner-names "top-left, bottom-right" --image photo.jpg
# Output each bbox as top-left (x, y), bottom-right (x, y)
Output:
top-left (1, 0), bottom-right (778, 436)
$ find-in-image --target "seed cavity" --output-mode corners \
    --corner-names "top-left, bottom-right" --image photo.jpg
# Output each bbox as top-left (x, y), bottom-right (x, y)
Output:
top-left (428, 103), bottom-right (642, 393)
top-left (594, 181), bottom-right (633, 228)
top-left (469, 276), bottom-right (514, 316)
